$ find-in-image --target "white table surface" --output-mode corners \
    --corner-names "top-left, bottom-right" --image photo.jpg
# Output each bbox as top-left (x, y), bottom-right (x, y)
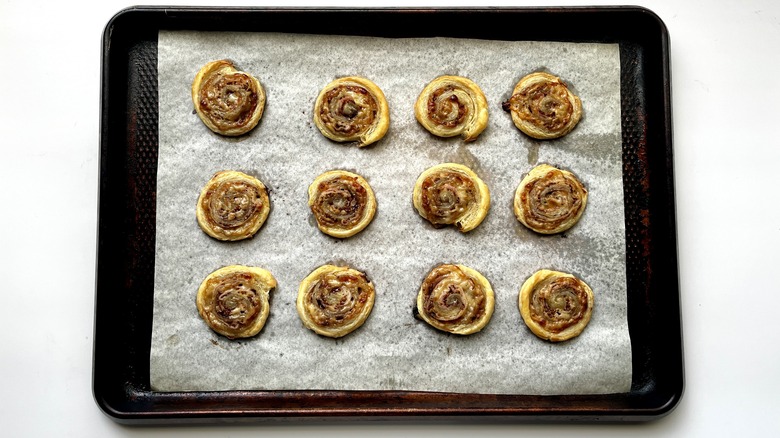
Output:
top-left (1, 0), bottom-right (778, 436)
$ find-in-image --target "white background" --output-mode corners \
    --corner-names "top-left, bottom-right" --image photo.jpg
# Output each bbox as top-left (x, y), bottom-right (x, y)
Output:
top-left (1, 0), bottom-right (778, 436)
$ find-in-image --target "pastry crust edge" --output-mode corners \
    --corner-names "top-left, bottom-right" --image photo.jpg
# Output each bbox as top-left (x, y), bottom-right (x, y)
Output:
top-left (518, 269), bottom-right (594, 342)
top-left (513, 164), bottom-right (588, 234)
top-left (416, 264), bottom-right (495, 335)
top-left (414, 75), bottom-right (489, 142)
top-left (508, 72), bottom-right (582, 140)
top-left (191, 59), bottom-right (266, 137)
top-left (296, 265), bottom-right (376, 338)
top-left (313, 76), bottom-right (390, 147)
top-left (196, 170), bottom-right (271, 241)
top-left (196, 265), bottom-right (277, 339)
top-left (412, 163), bottom-right (491, 233)
top-left (307, 170), bottom-right (377, 238)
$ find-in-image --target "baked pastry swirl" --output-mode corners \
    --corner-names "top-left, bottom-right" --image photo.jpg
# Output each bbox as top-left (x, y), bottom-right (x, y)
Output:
top-left (514, 164), bottom-right (587, 234)
top-left (416, 264), bottom-right (495, 335)
top-left (308, 170), bottom-right (377, 238)
top-left (313, 76), bottom-right (390, 147)
top-left (414, 75), bottom-right (489, 142)
top-left (413, 163), bottom-right (490, 232)
top-left (297, 265), bottom-right (376, 338)
top-left (191, 60), bottom-right (265, 136)
top-left (196, 170), bottom-right (271, 241)
top-left (501, 72), bottom-right (582, 139)
top-left (519, 269), bottom-right (593, 342)
top-left (196, 265), bottom-right (277, 339)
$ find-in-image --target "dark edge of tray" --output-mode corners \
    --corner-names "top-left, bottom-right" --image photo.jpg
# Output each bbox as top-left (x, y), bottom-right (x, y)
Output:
top-left (94, 6), bottom-right (682, 424)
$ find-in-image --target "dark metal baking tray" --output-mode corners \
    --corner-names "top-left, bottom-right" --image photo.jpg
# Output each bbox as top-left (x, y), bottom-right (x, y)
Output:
top-left (94, 6), bottom-right (682, 423)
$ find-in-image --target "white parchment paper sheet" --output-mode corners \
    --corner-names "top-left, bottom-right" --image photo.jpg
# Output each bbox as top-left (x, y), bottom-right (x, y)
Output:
top-left (150, 31), bottom-right (631, 394)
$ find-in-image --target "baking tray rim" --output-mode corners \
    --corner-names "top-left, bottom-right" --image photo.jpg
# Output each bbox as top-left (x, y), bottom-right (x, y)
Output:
top-left (93, 5), bottom-right (683, 423)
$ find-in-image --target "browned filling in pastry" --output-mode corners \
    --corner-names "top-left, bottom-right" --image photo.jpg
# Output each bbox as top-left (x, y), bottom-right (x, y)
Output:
top-left (414, 75), bottom-right (488, 142)
top-left (419, 171), bottom-right (477, 229)
top-left (308, 170), bottom-right (376, 238)
top-left (297, 265), bottom-right (375, 338)
top-left (528, 275), bottom-right (589, 334)
top-left (204, 272), bottom-right (262, 333)
top-left (318, 85), bottom-right (378, 138)
top-left (196, 170), bottom-right (271, 241)
top-left (413, 163), bottom-right (489, 233)
top-left (311, 175), bottom-right (368, 229)
top-left (517, 166), bottom-right (586, 233)
top-left (417, 264), bottom-right (494, 335)
top-left (199, 71), bottom-right (260, 132)
top-left (426, 85), bottom-right (469, 128)
top-left (501, 72), bottom-right (582, 140)
top-left (313, 77), bottom-right (389, 147)
top-left (304, 270), bottom-right (372, 328)
top-left (519, 269), bottom-right (593, 342)
top-left (197, 266), bottom-right (277, 340)
top-left (192, 60), bottom-right (265, 136)
top-left (202, 179), bottom-right (264, 231)
top-left (503, 81), bottom-right (575, 133)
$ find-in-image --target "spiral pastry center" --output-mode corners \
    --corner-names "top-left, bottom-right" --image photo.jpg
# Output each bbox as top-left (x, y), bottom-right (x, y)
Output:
top-left (530, 277), bottom-right (588, 333)
top-left (523, 170), bottom-right (583, 229)
top-left (420, 171), bottom-right (476, 225)
top-left (199, 72), bottom-right (259, 131)
top-left (529, 182), bottom-right (578, 220)
top-left (427, 86), bottom-right (470, 128)
top-left (319, 85), bottom-right (377, 137)
top-left (312, 177), bottom-right (367, 228)
top-left (306, 272), bottom-right (371, 326)
top-left (210, 275), bottom-right (262, 330)
top-left (427, 282), bottom-right (469, 322)
top-left (421, 266), bottom-right (485, 325)
top-left (206, 180), bottom-right (263, 230)
top-left (510, 82), bottom-right (574, 132)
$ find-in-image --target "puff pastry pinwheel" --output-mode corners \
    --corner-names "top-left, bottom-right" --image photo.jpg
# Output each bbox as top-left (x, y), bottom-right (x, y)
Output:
top-left (196, 170), bottom-right (271, 241)
top-left (308, 170), bottom-right (377, 238)
top-left (196, 265), bottom-right (277, 339)
top-left (414, 75), bottom-right (489, 142)
top-left (413, 163), bottom-right (490, 232)
top-left (519, 269), bottom-right (593, 342)
top-left (313, 76), bottom-right (390, 147)
top-left (501, 72), bottom-right (582, 139)
top-left (297, 265), bottom-right (376, 338)
top-left (514, 164), bottom-right (587, 234)
top-left (416, 264), bottom-right (495, 335)
top-left (191, 60), bottom-right (266, 136)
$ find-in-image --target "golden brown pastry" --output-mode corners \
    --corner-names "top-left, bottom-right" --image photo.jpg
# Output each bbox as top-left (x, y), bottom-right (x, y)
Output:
top-left (308, 170), bottom-right (377, 238)
top-left (501, 72), bottom-right (582, 139)
top-left (413, 163), bottom-right (490, 232)
top-left (196, 170), bottom-right (271, 241)
top-left (297, 265), bottom-right (376, 338)
top-left (414, 75), bottom-right (489, 142)
top-left (196, 265), bottom-right (277, 339)
top-left (416, 264), bottom-right (494, 335)
top-left (313, 76), bottom-right (389, 147)
top-left (191, 60), bottom-right (266, 136)
top-left (514, 164), bottom-right (587, 234)
top-left (519, 269), bottom-right (594, 342)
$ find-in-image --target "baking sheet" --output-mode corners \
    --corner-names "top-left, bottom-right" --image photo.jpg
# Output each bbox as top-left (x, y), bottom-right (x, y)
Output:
top-left (150, 31), bottom-right (631, 395)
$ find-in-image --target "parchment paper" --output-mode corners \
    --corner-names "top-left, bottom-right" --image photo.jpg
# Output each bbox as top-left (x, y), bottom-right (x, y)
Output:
top-left (150, 31), bottom-right (631, 394)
